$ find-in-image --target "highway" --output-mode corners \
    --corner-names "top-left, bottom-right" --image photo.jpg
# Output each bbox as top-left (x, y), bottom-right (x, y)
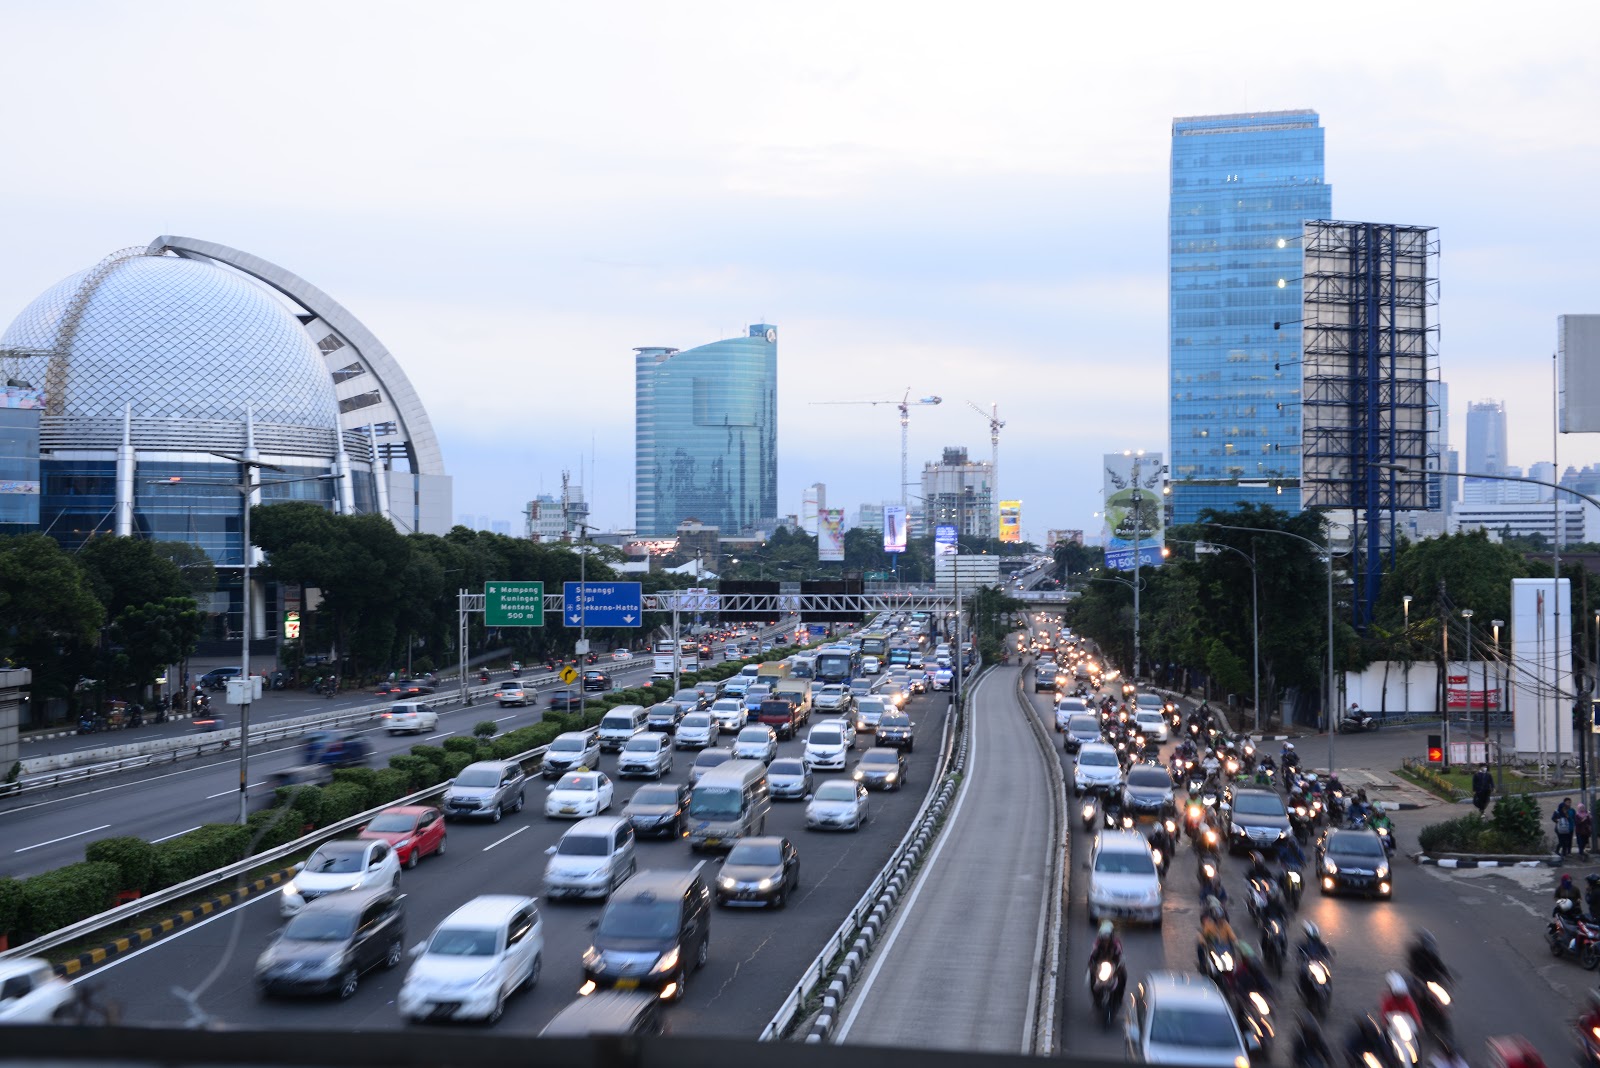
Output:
top-left (63, 680), bottom-right (959, 1036)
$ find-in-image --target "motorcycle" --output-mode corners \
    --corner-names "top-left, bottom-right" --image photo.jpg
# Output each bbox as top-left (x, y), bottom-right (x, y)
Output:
top-left (1089, 957), bottom-right (1123, 1029)
top-left (1289, 802), bottom-right (1313, 844)
top-left (76, 714), bottom-right (101, 735)
top-left (1548, 911), bottom-right (1600, 969)
top-left (478, 669), bottom-right (491, 684)
top-left (1371, 815), bottom-right (1397, 856)
top-left (1260, 915), bottom-right (1287, 976)
top-left (1580, 1012), bottom-right (1600, 1067)
top-left (1297, 952), bottom-right (1332, 1018)
top-left (1411, 974), bottom-right (1452, 1043)
top-left (1244, 877), bottom-right (1273, 923)
top-left (1081, 796), bottom-right (1100, 831)
top-left (1236, 988), bottom-right (1276, 1058)
top-left (1278, 867), bottom-right (1304, 910)
top-left (1339, 711), bottom-right (1381, 733)
top-left (1199, 940), bottom-right (1236, 985)
top-left (1183, 801), bottom-right (1206, 840)
top-left (1185, 772), bottom-right (1205, 795)
top-left (1382, 1010), bottom-right (1422, 1066)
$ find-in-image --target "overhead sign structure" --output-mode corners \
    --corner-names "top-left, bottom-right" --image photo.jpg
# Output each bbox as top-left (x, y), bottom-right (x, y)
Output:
top-left (883, 505), bottom-right (907, 554)
top-left (485, 581), bottom-right (545, 627)
top-left (935, 524), bottom-right (958, 556)
top-left (1103, 451), bottom-right (1165, 571)
top-left (818, 509), bottom-right (845, 562)
top-left (562, 582), bottom-right (644, 627)
top-left (998, 500), bottom-right (1022, 544)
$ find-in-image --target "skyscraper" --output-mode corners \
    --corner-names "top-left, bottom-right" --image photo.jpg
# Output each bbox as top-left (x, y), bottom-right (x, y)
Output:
top-left (634, 324), bottom-right (777, 537)
top-left (1168, 111), bottom-right (1332, 524)
top-left (801, 482), bottom-right (826, 536)
top-left (920, 446), bottom-right (995, 539)
top-left (1465, 399), bottom-right (1508, 503)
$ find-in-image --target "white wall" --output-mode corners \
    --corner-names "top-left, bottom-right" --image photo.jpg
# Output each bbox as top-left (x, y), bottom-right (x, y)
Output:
top-left (1512, 577), bottom-right (1573, 762)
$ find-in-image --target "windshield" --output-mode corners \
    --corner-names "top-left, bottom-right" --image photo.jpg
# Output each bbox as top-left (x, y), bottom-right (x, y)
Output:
top-left (556, 775), bottom-right (596, 792)
top-left (712, 700), bottom-right (741, 711)
top-left (770, 759), bottom-right (804, 775)
top-left (738, 728), bottom-right (769, 742)
top-left (1081, 751), bottom-right (1118, 767)
top-left (1058, 700), bottom-right (1087, 712)
top-left (1069, 716), bottom-right (1099, 732)
top-left (747, 686), bottom-right (771, 699)
top-left (552, 737), bottom-right (583, 751)
top-left (862, 751), bottom-right (897, 766)
top-left (305, 847), bottom-right (363, 873)
top-left (1095, 849), bottom-right (1156, 874)
top-left (1128, 768), bottom-right (1169, 788)
top-left (694, 750), bottom-right (732, 769)
top-left (810, 730), bottom-right (842, 746)
top-left (631, 785), bottom-right (678, 806)
top-left (557, 835), bottom-right (609, 856)
top-left (682, 714), bottom-right (712, 728)
top-left (283, 912), bottom-right (355, 942)
top-left (602, 714), bottom-right (635, 729)
top-left (674, 690), bottom-right (699, 702)
top-left (726, 842), bottom-right (782, 866)
top-left (427, 927), bottom-right (497, 957)
top-left (623, 736), bottom-right (658, 752)
top-left (1332, 833), bottom-right (1386, 857)
top-left (689, 786), bottom-right (743, 819)
top-left (1148, 1005), bottom-right (1240, 1048)
top-left (1233, 793), bottom-right (1288, 817)
top-left (365, 813), bottom-right (417, 833)
top-left (598, 901), bottom-right (677, 940)
top-left (454, 768), bottom-right (501, 789)
top-left (880, 714), bottom-right (909, 728)
top-left (815, 781), bottom-right (858, 802)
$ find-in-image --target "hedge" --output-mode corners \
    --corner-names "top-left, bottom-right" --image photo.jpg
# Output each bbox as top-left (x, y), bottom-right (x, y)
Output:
top-left (150, 824), bottom-right (251, 892)
top-left (442, 737), bottom-right (481, 756)
top-left (409, 745), bottom-right (448, 771)
top-left (19, 861), bottom-right (119, 936)
top-left (84, 835), bottom-right (156, 894)
top-left (0, 876), bottom-right (21, 939)
top-left (276, 782), bottom-right (327, 828)
top-left (320, 782), bottom-right (371, 824)
top-left (388, 755), bottom-right (436, 793)
top-left (247, 806), bottom-right (308, 851)
top-left (333, 767), bottom-right (378, 797)
top-left (442, 750), bottom-right (476, 779)
top-left (372, 768), bottom-right (412, 805)
top-left (1417, 795), bottom-right (1548, 855)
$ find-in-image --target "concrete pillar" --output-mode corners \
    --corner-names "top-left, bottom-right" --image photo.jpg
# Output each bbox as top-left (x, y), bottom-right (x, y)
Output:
top-left (114, 404), bottom-right (135, 536)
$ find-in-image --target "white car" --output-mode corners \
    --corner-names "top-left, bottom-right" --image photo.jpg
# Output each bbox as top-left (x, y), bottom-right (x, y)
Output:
top-left (733, 724), bottom-right (778, 764)
top-left (495, 685), bottom-right (530, 707)
top-left (1088, 829), bottom-right (1162, 926)
top-left (0, 957), bottom-right (74, 1022)
top-left (709, 698), bottom-right (747, 734)
top-left (281, 839), bottom-right (401, 917)
top-left (805, 779), bottom-right (871, 831)
top-left (1125, 971), bottom-right (1249, 1065)
top-left (1074, 742), bottom-right (1124, 796)
top-left (540, 732), bottom-right (601, 780)
top-left (1055, 696), bottom-right (1090, 732)
top-left (674, 712), bottom-right (717, 750)
top-left (399, 895), bottom-right (542, 1024)
top-left (616, 734), bottom-right (673, 779)
top-left (384, 702), bottom-right (439, 735)
top-left (861, 656), bottom-right (882, 675)
top-left (1134, 709), bottom-right (1169, 743)
top-left (544, 771), bottom-right (615, 819)
top-left (611, 649), bottom-right (632, 661)
top-left (802, 723), bottom-right (849, 771)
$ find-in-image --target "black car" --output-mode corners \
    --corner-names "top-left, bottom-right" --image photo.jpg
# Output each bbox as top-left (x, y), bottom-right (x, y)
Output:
top-left (1316, 828), bottom-right (1394, 899)
top-left (1121, 763), bottom-right (1176, 819)
top-left (1227, 787), bottom-right (1291, 854)
top-left (874, 711), bottom-right (915, 752)
top-left (583, 868), bottom-right (711, 1001)
top-left (583, 671), bottom-right (613, 693)
top-left (671, 688), bottom-right (708, 714)
top-left (853, 746), bottom-right (909, 791)
top-left (623, 783), bottom-right (689, 840)
top-left (646, 702), bottom-right (683, 733)
top-left (715, 836), bottom-right (800, 908)
top-left (254, 888), bottom-right (404, 998)
top-left (548, 687), bottom-right (584, 711)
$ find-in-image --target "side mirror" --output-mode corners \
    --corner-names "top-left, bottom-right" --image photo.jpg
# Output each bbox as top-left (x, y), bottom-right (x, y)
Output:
top-left (803, 794), bottom-right (814, 802)
top-left (410, 941), bottom-right (427, 957)
top-left (547, 785), bottom-right (555, 791)
top-left (293, 860), bottom-right (306, 873)
top-left (587, 918), bottom-right (600, 930)
top-left (445, 778), bottom-right (455, 787)
top-left (546, 845), bottom-right (558, 856)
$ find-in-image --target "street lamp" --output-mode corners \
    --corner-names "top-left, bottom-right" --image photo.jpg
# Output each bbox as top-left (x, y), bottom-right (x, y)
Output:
top-left (1462, 608), bottom-right (1475, 770)
top-left (1492, 618), bottom-right (1505, 788)
top-left (1402, 595), bottom-right (1413, 716)
top-left (1195, 539), bottom-right (1260, 732)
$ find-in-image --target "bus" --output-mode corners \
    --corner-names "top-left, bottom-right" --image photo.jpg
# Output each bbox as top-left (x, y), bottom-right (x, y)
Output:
top-left (815, 646), bottom-right (860, 684)
top-left (858, 631), bottom-right (889, 659)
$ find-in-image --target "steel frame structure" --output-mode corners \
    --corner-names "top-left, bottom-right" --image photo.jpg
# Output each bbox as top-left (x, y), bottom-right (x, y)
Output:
top-left (456, 591), bottom-right (967, 614)
top-left (1300, 219), bottom-right (1439, 629)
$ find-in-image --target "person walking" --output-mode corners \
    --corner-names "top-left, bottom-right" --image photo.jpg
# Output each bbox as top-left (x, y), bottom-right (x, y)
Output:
top-left (1579, 806), bottom-right (1593, 860)
top-left (1472, 763), bottom-right (1495, 816)
top-left (1554, 798), bottom-right (1577, 858)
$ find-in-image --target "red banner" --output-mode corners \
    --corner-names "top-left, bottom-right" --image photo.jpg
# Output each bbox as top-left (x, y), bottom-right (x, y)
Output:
top-left (1446, 674), bottom-right (1500, 711)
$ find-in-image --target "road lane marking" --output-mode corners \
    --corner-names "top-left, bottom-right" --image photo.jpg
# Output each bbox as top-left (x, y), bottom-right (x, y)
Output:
top-left (205, 781), bottom-right (265, 800)
top-left (482, 826), bottom-right (527, 851)
top-left (151, 825), bottom-right (201, 844)
top-left (69, 887), bottom-right (278, 984)
top-left (15, 823), bottom-right (112, 853)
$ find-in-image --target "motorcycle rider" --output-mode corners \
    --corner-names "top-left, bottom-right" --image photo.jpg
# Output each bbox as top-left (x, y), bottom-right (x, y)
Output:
top-left (1559, 873), bottom-right (1585, 911)
top-left (1200, 895), bottom-right (1235, 949)
top-left (1577, 989), bottom-right (1600, 1054)
top-left (1379, 971), bottom-right (1422, 1029)
top-left (1231, 942), bottom-right (1272, 1006)
top-left (1585, 874), bottom-right (1600, 921)
top-left (1298, 920), bottom-right (1334, 965)
top-left (1147, 821), bottom-right (1176, 871)
top-left (1406, 930), bottom-right (1449, 987)
top-left (1344, 1014), bottom-right (1389, 1066)
top-left (1087, 920), bottom-right (1126, 1005)
top-left (1291, 1009), bottom-right (1335, 1067)
top-left (1281, 741), bottom-right (1301, 773)
top-left (1277, 833), bottom-right (1308, 870)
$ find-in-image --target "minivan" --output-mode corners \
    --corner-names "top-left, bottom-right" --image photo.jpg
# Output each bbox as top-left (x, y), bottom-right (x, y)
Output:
top-left (598, 706), bottom-right (649, 752)
top-left (686, 759), bottom-right (770, 851)
top-left (540, 990), bottom-right (665, 1037)
top-left (580, 867), bottom-right (711, 1002)
top-left (442, 760), bottom-right (527, 822)
top-left (544, 816), bottom-right (637, 900)
top-left (399, 894), bottom-right (542, 1024)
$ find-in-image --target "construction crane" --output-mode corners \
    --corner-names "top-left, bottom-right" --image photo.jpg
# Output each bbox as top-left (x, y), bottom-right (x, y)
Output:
top-left (810, 388), bottom-right (942, 509)
top-left (967, 401), bottom-right (1005, 509)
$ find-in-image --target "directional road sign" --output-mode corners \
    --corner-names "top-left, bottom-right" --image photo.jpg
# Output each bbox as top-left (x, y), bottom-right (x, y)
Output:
top-left (484, 581), bottom-right (544, 627)
top-left (559, 666), bottom-right (579, 685)
top-left (562, 582), bottom-right (644, 628)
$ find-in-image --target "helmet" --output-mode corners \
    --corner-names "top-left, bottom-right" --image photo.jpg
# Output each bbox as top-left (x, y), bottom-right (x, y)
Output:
top-left (1098, 920), bottom-right (1115, 939)
top-left (1386, 971), bottom-right (1408, 996)
top-left (1302, 920), bottom-right (1321, 942)
top-left (1284, 742), bottom-right (1295, 751)
top-left (1558, 897), bottom-right (1577, 913)
top-left (1415, 930), bottom-right (1437, 956)
top-left (1588, 874), bottom-right (1600, 887)
top-left (1563, 873), bottom-right (1577, 887)
top-left (1249, 851), bottom-right (1265, 868)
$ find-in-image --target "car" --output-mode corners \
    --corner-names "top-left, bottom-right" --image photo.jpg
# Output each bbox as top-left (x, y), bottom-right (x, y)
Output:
top-left (1133, 709), bottom-right (1169, 743)
top-left (802, 722), bottom-right (849, 771)
top-left (674, 712), bottom-right (717, 750)
top-left (847, 678), bottom-right (876, 700)
top-left (547, 687), bottom-right (584, 712)
top-left (612, 649), bottom-right (633, 661)
top-left (1124, 971), bottom-right (1249, 1065)
top-left (1122, 764), bottom-right (1177, 821)
top-left (393, 678), bottom-right (437, 696)
top-left (198, 666), bottom-right (242, 691)
top-left (671, 688), bottom-right (708, 714)
top-left (874, 710), bottom-right (914, 751)
top-left (623, 782), bottom-right (688, 839)
top-left (708, 698), bottom-right (747, 734)
top-left (1073, 742), bottom-right (1123, 796)
top-left (1063, 713), bottom-right (1101, 755)
top-left (860, 655), bottom-right (882, 675)
top-left (767, 757), bottom-right (812, 800)
top-left (442, 760), bottom-right (527, 822)
top-left (541, 731), bottom-right (601, 780)
top-left (932, 667), bottom-right (954, 691)
top-left (854, 695), bottom-right (891, 733)
top-left (399, 895), bottom-right (542, 1024)
top-left (359, 805), bottom-right (447, 869)
top-left (1087, 829), bottom-right (1162, 925)
top-left (853, 746), bottom-right (909, 791)
top-left (495, 684), bottom-right (530, 707)
top-left (0, 957), bottom-right (75, 1022)
top-left (256, 887), bottom-right (405, 999)
top-left (715, 835), bottom-right (800, 908)
top-left (1227, 787), bottom-right (1291, 853)
top-left (805, 779), bottom-right (871, 831)
top-left (1034, 665), bottom-right (1058, 693)
top-left (545, 771), bottom-right (615, 819)
top-left (741, 683), bottom-right (773, 712)
top-left (813, 683), bottom-right (853, 714)
top-left (583, 670), bottom-right (613, 692)
top-left (646, 702), bottom-right (683, 733)
top-left (616, 733), bottom-right (674, 779)
top-left (580, 868), bottom-right (711, 1002)
top-left (541, 989), bottom-right (665, 1037)
top-left (383, 702), bottom-right (439, 735)
top-left (688, 746), bottom-right (736, 785)
top-left (1316, 827), bottom-right (1394, 899)
top-left (544, 816), bottom-right (637, 900)
top-left (734, 724), bottom-right (778, 764)
top-left (1055, 696), bottom-right (1090, 732)
top-left (280, 838), bottom-right (401, 917)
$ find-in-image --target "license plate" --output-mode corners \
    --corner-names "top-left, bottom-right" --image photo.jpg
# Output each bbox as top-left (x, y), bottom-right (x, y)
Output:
top-left (561, 807), bottom-right (576, 814)
top-left (614, 978), bottom-right (640, 990)
top-left (704, 837), bottom-right (722, 846)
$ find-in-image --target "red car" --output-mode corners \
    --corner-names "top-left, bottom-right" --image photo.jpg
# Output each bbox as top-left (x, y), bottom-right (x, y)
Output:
top-left (359, 805), bottom-right (446, 869)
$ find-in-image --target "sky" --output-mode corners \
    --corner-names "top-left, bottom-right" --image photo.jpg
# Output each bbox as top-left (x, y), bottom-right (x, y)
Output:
top-left (1, 1), bottom-right (1597, 542)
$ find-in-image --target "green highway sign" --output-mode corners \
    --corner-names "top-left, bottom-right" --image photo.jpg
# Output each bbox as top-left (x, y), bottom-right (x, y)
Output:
top-left (485, 581), bottom-right (545, 626)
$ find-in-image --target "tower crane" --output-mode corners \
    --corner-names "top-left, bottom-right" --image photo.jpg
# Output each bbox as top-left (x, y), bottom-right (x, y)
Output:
top-left (967, 401), bottom-right (1005, 507)
top-left (810, 388), bottom-right (942, 509)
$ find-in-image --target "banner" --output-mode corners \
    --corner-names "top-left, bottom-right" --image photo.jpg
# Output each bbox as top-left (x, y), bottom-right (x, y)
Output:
top-left (935, 524), bottom-right (958, 556)
top-left (998, 500), bottom-right (1021, 543)
top-left (882, 505), bottom-right (907, 554)
top-left (1103, 451), bottom-right (1165, 571)
top-left (818, 508), bottom-right (845, 562)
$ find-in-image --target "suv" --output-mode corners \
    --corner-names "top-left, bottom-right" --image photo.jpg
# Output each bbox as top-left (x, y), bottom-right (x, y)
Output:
top-left (1034, 665), bottom-right (1057, 693)
top-left (646, 702), bottom-right (683, 733)
top-left (1125, 971), bottom-right (1249, 1064)
top-left (399, 895), bottom-right (542, 1024)
top-left (1088, 829), bottom-right (1162, 925)
top-left (1073, 742), bottom-right (1122, 796)
top-left (544, 816), bottom-right (637, 900)
top-left (1228, 788), bottom-right (1292, 853)
top-left (541, 731), bottom-right (601, 780)
top-left (442, 760), bottom-right (527, 822)
top-left (874, 710), bottom-right (914, 751)
top-left (674, 712), bottom-right (717, 750)
top-left (255, 887), bottom-right (405, 999)
top-left (581, 868), bottom-right (711, 1002)
top-left (383, 701), bottom-right (438, 735)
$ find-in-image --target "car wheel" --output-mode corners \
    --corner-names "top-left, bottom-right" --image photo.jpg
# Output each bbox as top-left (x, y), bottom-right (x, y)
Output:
top-left (338, 967), bottom-right (359, 1000)
top-left (490, 804), bottom-right (503, 824)
top-left (486, 991), bottom-right (505, 1025)
top-left (405, 847), bottom-right (419, 870)
top-left (524, 953), bottom-right (542, 989)
top-left (773, 886), bottom-right (787, 908)
top-left (514, 792), bottom-right (525, 813)
top-left (385, 938), bottom-right (404, 969)
top-left (695, 936), bottom-right (709, 970)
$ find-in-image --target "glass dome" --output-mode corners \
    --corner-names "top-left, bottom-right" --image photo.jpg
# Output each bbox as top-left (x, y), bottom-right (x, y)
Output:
top-left (1, 251), bottom-right (338, 429)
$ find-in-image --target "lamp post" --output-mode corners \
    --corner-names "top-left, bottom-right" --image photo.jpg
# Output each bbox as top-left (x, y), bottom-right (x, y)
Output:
top-left (1402, 595), bottom-right (1413, 716)
top-left (1195, 539), bottom-right (1259, 731)
top-left (1492, 618), bottom-right (1505, 788)
top-left (1462, 608), bottom-right (1476, 769)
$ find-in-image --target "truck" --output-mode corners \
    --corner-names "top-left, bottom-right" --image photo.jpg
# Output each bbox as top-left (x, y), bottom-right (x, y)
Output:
top-left (757, 696), bottom-right (805, 740)
top-left (773, 678), bottom-right (813, 720)
top-left (756, 661), bottom-right (792, 683)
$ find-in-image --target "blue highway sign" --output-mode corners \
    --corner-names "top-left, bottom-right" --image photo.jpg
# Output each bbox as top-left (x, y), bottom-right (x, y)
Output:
top-left (562, 582), bottom-right (644, 627)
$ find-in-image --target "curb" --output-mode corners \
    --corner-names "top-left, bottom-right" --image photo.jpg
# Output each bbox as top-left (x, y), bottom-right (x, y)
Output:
top-left (1412, 853), bottom-right (1560, 869)
top-left (53, 865), bottom-right (297, 977)
top-left (25, 713), bottom-right (201, 743)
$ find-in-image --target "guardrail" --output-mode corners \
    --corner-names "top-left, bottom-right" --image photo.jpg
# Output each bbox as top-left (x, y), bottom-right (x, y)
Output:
top-left (1012, 659), bottom-right (1066, 1054)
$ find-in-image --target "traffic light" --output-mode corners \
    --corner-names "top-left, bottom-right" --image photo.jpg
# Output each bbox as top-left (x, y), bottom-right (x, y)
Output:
top-left (1427, 734), bottom-right (1443, 765)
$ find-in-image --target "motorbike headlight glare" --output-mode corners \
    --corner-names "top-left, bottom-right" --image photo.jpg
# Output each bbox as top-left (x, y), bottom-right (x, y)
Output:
top-left (1096, 960), bottom-right (1114, 982)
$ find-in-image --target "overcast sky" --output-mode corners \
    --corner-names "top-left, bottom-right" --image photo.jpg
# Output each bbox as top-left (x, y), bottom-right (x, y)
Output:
top-left (2, 1), bottom-right (1596, 541)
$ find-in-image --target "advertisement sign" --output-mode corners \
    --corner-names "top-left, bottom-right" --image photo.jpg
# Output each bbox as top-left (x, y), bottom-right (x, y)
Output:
top-left (935, 524), bottom-right (958, 556)
top-left (1446, 672), bottom-right (1500, 711)
top-left (882, 505), bottom-right (907, 554)
top-left (1103, 452), bottom-right (1165, 571)
top-left (818, 509), bottom-right (845, 562)
top-left (998, 500), bottom-right (1022, 543)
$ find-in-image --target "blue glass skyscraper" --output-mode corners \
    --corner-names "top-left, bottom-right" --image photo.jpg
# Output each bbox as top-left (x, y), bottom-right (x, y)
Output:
top-left (1169, 111), bottom-right (1331, 524)
top-left (635, 324), bottom-right (777, 536)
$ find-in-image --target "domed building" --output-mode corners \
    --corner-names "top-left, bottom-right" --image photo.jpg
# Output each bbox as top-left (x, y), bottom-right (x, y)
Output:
top-left (0, 236), bottom-right (451, 649)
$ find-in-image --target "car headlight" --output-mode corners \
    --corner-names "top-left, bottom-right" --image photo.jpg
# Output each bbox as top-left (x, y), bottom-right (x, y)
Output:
top-left (650, 947), bottom-right (680, 975)
top-left (718, 876), bottom-right (736, 889)
top-left (1324, 859), bottom-right (1338, 874)
top-left (884, 772), bottom-right (897, 781)
top-left (283, 881), bottom-right (299, 896)
top-left (1376, 865), bottom-right (1389, 880)
top-left (583, 947), bottom-right (602, 970)
top-left (756, 878), bottom-right (773, 890)
top-left (853, 770), bottom-right (865, 780)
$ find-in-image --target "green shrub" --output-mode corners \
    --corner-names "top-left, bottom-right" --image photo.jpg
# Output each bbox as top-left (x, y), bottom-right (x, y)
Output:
top-left (527, 721), bottom-right (564, 747)
top-left (372, 768), bottom-right (413, 804)
top-left (409, 745), bottom-right (447, 770)
top-left (19, 861), bottom-right (119, 936)
top-left (149, 824), bottom-right (251, 893)
top-left (442, 736), bottom-right (480, 755)
top-left (276, 783), bottom-right (326, 827)
top-left (1492, 794), bottom-right (1544, 847)
top-left (474, 720), bottom-right (498, 738)
top-left (387, 755), bottom-right (434, 792)
top-left (84, 835), bottom-right (156, 893)
top-left (247, 807), bottom-right (306, 850)
top-left (320, 782), bottom-right (371, 824)
top-left (442, 750), bottom-right (476, 779)
top-left (332, 767), bottom-right (378, 798)
top-left (1417, 814), bottom-right (1485, 854)
top-left (0, 876), bottom-right (21, 938)
top-left (412, 656), bottom-right (435, 675)
top-left (491, 735), bottom-right (525, 759)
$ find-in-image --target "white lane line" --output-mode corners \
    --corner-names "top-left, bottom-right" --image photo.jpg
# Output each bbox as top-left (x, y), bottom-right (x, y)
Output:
top-left (433, 731), bottom-right (456, 740)
top-left (494, 714), bottom-right (519, 722)
top-left (482, 826), bottom-right (527, 852)
top-left (70, 887), bottom-right (279, 983)
top-left (15, 823), bottom-right (112, 853)
top-left (204, 781), bottom-right (265, 800)
top-left (151, 825), bottom-right (201, 844)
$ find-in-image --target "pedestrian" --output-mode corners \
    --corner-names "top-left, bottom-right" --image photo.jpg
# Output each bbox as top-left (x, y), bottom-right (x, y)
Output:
top-left (1579, 806), bottom-right (1594, 859)
top-left (1472, 763), bottom-right (1495, 816)
top-left (1554, 798), bottom-right (1577, 858)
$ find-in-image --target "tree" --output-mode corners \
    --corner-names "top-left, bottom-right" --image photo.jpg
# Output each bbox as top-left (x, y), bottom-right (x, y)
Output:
top-left (0, 534), bottom-right (104, 704)
top-left (151, 540), bottom-right (217, 600)
top-left (106, 597), bottom-right (203, 693)
top-left (76, 536), bottom-right (190, 619)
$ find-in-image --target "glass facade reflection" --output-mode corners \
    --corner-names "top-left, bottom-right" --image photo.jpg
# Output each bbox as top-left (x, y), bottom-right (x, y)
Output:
top-left (1169, 111), bottom-right (1331, 524)
top-left (0, 406), bottom-right (40, 534)
top-left (635, 324), bottom-right (777, 536)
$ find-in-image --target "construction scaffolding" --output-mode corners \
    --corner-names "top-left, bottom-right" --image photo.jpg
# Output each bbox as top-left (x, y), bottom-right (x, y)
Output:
top-left (1300, 220), bottom-right (1439, 629)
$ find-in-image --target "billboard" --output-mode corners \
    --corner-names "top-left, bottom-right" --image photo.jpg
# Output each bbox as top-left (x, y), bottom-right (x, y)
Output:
top-left (934, 524), bottom-right (958, 556)
top-left (1511, 578), bottom-right (1573, 761)
top-left (818, 508), bottom-right (845, 562)
top-left (998, 500), bottom-right (1021, 543)
top-left (882, 505), bottom-right (907, 554)
top-left (1103, 452), bottom-right (1165, 571)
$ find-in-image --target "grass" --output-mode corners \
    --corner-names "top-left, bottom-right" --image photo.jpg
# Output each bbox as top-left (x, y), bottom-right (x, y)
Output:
top-left (1395, 763), bottom-right (1550, 802)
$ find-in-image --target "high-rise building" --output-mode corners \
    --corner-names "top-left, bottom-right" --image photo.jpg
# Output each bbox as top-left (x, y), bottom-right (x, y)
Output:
top-left (855, 502), bottom-right (885, 532)
top-left (634, 324), bottom-right (777, 537)
top-left (1168, 111), bottom-right (1331, 524)
top-left (919, 446), bottom-right (995, 539)
top-left (801, 482), bottom-right (826, 536)
top-left (1464, 400), bottom-right (1509, 503)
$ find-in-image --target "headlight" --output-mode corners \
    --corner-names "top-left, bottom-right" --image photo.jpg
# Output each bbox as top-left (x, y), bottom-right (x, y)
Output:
top-left (756, 878), bottom-right (773, 890)
top-left (1308, 961), bottom-right (1329, 984)
top-left (1324, 859), bottom-right (1338, 874)
top-left (853, 770), bottom-right (865, 780)
top-left (583, 947), bottom-right (602, 969)
top-left (1426, 981), bottom-right (1450, 1006)
top-left (1095, 960), bottom-right (1115, 982)
top-left (718, 876), bottom-right (736, 889)
top-left (1375, 865), bottom-right (1389, 880)
top-left (1248, 991), bottom-right (1270, 1015)
top-left (650, 947), bottom-right (680, 975)
top-left (284, 881), bottom-right (299, 896)
top-left (884, 772), bottom-right (897, 781)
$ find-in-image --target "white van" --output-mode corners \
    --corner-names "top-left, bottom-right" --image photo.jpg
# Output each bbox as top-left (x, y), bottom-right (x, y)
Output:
top-left (597, 705), bottom-right (649, 753)
top-left (544, 816), bottom-right (637, 900)
top-left (398, 895), bottom-right (542, 1024)
top-left (687, 760), bottom-right (771, 851)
